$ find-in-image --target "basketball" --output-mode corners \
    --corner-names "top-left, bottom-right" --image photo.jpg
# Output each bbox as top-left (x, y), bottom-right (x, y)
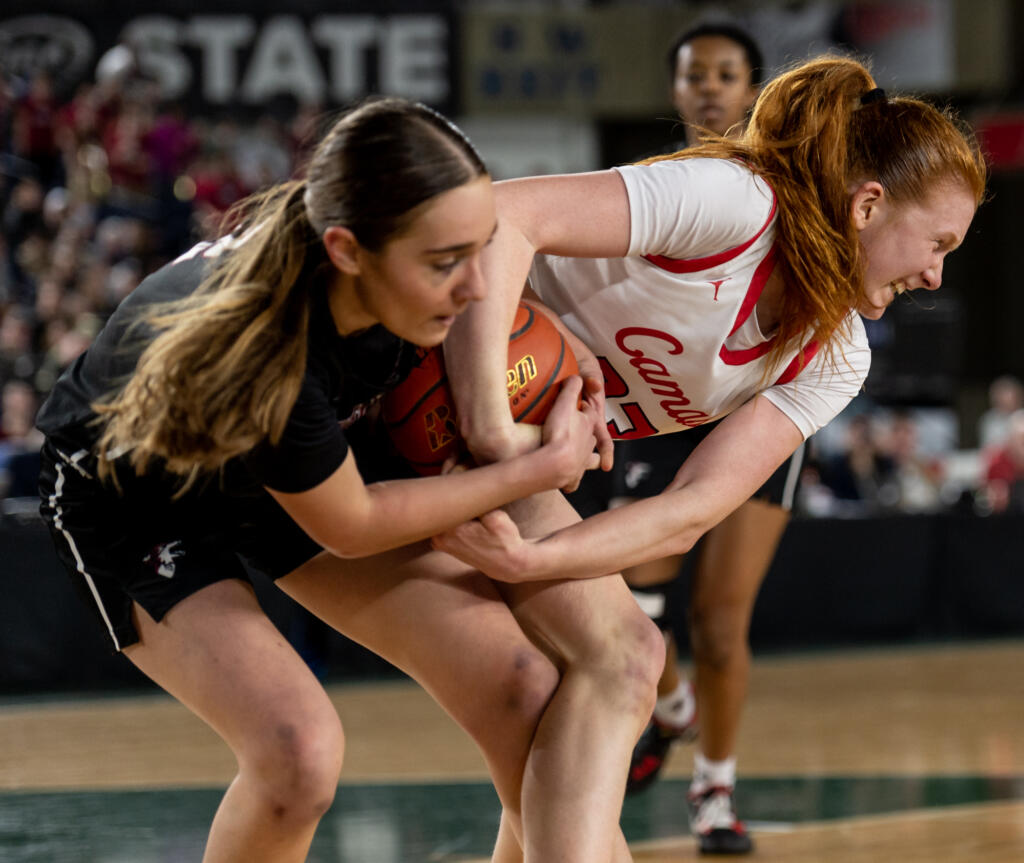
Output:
top-left (381, 301), bottom-right (579, 475)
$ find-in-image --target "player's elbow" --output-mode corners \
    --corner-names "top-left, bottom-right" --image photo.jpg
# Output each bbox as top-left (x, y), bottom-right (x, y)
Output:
top-left (666, 526), bottom-right (702, 558)
top-left (657, 489), bottom-right (717, 557)
top-left (316, 532), bottom-right (370, 561)
top-left (322, 540), bottom-right (371, 560)
top-left (309, 513), bottom-right (384, 560)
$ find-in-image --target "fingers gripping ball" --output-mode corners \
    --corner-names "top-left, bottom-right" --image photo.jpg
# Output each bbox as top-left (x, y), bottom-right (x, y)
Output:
top-left (381, 301), bottom-right (579, 475)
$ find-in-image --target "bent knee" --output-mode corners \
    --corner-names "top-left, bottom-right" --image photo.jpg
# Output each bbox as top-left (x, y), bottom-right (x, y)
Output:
top-left (688, 606), bottom-right (751, 670)
top-left (242, 712), bottom-right (345, 821)
top-left (620, 611), bottom-right (665, 707)
top-left (577, 608), bottom-right (664, 718)
top-left (507, 649), bottom-right (561, 718)
top-left (464, 647), bottom-right (560, 742)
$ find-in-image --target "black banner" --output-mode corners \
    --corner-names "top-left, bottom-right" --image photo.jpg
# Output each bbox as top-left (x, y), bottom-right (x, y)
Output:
top-left (0, 3), bottom-right (457, 114)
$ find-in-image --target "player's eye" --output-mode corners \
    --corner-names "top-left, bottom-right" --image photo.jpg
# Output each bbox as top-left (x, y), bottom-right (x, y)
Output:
top-left (433, 258), bottom-right (459, 274)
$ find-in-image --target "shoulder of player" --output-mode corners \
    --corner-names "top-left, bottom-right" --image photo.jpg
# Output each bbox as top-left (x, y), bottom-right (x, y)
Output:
top-left (126, 250), bottom-right (209, 308)
top-left (626, 157), bottom-right (774, 222)
top-left (795, 311), bottom-right (871, 384)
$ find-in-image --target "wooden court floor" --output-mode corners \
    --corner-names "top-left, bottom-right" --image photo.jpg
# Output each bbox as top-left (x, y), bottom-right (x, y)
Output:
top-left (1, 639), bottom-right (1023, 861)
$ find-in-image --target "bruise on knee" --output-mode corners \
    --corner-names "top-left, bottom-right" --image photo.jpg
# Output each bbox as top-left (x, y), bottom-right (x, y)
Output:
top-left (503, 648), bottom-right (559, 716)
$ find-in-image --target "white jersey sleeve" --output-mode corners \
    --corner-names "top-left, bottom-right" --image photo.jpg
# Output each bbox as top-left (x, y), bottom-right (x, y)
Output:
top-left (761, 313), bottom-right (872, 439)
top-left (614, 158), bottom-right (775, 259)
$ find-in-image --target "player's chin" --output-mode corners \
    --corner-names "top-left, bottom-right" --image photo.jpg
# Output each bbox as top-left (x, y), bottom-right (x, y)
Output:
top-left (412, 316), bottom-right (456, 347)
top-left (857, 296), bottom-right (889, 320)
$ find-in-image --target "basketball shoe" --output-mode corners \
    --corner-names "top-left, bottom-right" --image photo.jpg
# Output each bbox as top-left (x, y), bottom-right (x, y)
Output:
top-left (687, 785), bottom-right (753, 855)
top-left (626, 710), bottom-right (698, 794)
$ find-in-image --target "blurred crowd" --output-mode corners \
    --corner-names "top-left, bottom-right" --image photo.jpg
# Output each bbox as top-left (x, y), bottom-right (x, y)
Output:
top-left (797, 375), bottom-right (1024, 519)
top-left (0, 53), bottom-right (325, 502)
top-left (2, 53), bottom-right (1024, 518)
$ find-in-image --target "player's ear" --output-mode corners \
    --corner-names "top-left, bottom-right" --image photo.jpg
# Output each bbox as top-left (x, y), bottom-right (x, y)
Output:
top-left (850, 180), bottom-right (885, 231)
top-left (322, 226), bottom-right (362, 275)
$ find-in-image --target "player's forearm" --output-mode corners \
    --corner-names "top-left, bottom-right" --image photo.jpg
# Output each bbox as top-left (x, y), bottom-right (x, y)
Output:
top-left (518, 417), bottom-right (802, 580)
top-left (353, 448), bottom-right (576, 557)
top-left (510, 491), bottom-right (714, 581)
top-left (445, 206), bottom-right (538, 458)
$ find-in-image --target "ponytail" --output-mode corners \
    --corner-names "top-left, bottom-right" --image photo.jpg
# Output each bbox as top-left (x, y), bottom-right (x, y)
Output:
top-left (95, 180), bottom-right (319, 488)
top-left (742, 57), bottom-right (874, 372)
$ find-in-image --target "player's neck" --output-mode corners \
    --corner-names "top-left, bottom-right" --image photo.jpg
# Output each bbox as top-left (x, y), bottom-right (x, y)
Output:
top-left (327, 272), bottom-right (377, 336)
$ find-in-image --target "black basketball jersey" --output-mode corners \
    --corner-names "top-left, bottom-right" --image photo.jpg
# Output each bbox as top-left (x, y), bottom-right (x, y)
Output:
top-left (37, 239), bottom-right (416, 495)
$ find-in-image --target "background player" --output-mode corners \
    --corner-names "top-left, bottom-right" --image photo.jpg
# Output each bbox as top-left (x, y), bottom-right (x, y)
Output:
top-left (617, 22), bottom-right (788, 856)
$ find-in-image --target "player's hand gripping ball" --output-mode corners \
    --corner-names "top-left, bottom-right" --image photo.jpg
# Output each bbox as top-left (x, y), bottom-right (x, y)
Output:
top-left (381, 301), bottom-right (579, 475)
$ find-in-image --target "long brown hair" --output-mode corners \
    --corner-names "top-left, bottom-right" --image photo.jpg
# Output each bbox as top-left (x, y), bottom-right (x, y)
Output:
top-left (643, 55), bottom-right (987, 374)
top-left (94, 97), bottom-right (486, 486)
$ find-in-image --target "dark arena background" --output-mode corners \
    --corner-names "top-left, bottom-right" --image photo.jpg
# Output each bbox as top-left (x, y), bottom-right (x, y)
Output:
top-left (2, 1), bottom-right (1024, 860)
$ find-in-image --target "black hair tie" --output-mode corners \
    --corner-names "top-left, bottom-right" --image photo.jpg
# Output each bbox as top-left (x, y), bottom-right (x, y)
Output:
top-left (860, 87), bottom-right (886, 106)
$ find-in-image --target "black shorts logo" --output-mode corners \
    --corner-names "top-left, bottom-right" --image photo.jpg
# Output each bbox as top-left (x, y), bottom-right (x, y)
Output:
top-left (144, 540), bottom-right (185, 579)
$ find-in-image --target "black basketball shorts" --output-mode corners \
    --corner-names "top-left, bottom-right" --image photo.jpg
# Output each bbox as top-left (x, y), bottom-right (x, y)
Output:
top-left (609, 419), bottom-right (806, 507)
top-left (38, 439), bottom-right (322, 653)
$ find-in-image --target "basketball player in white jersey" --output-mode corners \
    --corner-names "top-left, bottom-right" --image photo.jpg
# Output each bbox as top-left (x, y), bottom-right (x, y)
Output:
top-left (437, 54), bottom-right (985, 859)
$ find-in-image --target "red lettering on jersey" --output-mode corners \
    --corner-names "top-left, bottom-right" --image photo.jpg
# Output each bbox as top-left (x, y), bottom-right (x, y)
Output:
top-left (612, 327), bottom-right (709, 430)
top-left (607, 402), bottom-right (659, 439)
top-left (618, 327), bottom-right (684, 357)
top-left (666, 407), bottom-right (708, 427)
top-left (710, 278), bottom-right (728, 301)
top-left (598, 356), bottom-right (629, 398)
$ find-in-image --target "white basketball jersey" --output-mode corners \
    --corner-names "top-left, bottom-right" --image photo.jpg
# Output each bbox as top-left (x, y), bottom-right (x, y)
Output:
top-left (528, 158), bottom-right (870, 440)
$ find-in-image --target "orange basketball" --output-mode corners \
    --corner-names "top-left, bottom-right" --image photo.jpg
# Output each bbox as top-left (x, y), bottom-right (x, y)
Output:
top-left (381, 301), bottom-right (579, 475)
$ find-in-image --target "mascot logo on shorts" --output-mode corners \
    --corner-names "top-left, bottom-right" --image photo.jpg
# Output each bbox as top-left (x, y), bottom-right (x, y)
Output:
top-left (144, 540), bottom-right (186, 579)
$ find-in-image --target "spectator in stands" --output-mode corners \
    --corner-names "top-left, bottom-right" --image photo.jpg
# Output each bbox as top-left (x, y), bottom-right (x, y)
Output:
top-left (10, 71), bottom-right (63, 189)
top-left (982, 409), bottom-right (1024, 514)
top-left (817, 413), bottom-right (897, 514)
top-left (0, 56), bottom-right (328, 456)
top-left (794, 459), bottom-right (838, 517)
top-left (978, 374), bottom-right (1024, 450)
top-left (881, 410), bottom-right (945, 513)
top-left (188, 146), bottom-right (250, 238)
top-left (0, 306), bottom-right (39, 391)
top-left (143, 100), bottom-right (199, 260)
top-left (0, 378), bottom-right (43, 498)
top-left (3, 174), bottom-right (48, 304)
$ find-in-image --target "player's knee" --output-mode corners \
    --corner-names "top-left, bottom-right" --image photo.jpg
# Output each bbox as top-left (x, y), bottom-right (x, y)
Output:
top-left (505, 647), bottom-right (560, 722)
top-left (466, 646), bottom-right (557, 741)
top-left (503, 646), bottom-right (561, 720)
top-left (245, 711), bottom-right (345, 823)
top-left (626, 611), bottom-right (667, 710)
top-left (688, 605), bottom-right (749, 671)
top-left (586, 609), bottom-right (663, 721)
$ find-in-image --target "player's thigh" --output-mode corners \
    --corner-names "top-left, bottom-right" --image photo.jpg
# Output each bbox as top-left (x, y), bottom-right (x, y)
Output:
top-left (125, 578), bottom-right (340, 753)
top-left (277, 543), bottom-right (559, 723)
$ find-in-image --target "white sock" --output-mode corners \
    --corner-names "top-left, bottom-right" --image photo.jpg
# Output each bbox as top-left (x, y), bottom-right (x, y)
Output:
top-left (692, 751), bottom-right (737, 793)
top-left (652, 677), bottom-right (696, 730)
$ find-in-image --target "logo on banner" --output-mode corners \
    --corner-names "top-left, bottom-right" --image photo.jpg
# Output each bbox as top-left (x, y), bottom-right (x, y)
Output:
top-left (0, 15), bottom-right (94, 87)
